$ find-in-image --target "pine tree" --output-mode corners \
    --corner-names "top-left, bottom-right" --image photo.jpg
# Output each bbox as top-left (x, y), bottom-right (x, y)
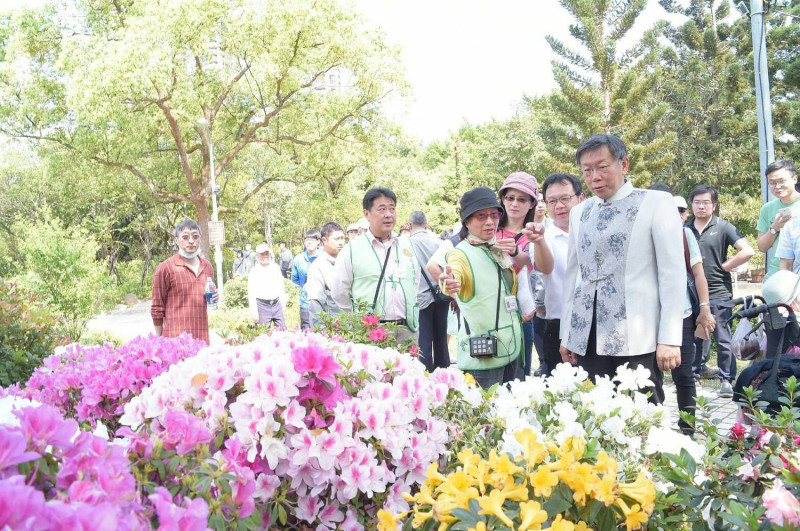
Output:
top-left (544, 0), bottom-right (675, 185)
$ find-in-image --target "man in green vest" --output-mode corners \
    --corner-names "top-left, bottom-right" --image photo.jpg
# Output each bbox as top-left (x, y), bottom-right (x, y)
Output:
top-left (331, 187), bottom-right (420, 344)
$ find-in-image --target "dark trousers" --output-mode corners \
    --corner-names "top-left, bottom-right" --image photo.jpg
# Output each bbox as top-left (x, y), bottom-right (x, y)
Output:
top-left (673, 316), bottom-right (698, 435)
top-left (300, 307), bottom-right (311, 330)
top-left (256, 299), bottom-right (286, 329)
top-left (533, 314), bottom-right (546, 365)
top-left (543, 318), bottom-right (562, 377)
top-left (693, 298), bottom-right (735, 382)
top-left (280, 267), bottom-right (290, 279)
top-left (417, 300), bottom-right (451, 372)
top-left (522, 319), bottom-right (534, 376)
top-left (468, 353), bottom-right (523, 389)
top-left (577, 312), bottom-right (664, 404)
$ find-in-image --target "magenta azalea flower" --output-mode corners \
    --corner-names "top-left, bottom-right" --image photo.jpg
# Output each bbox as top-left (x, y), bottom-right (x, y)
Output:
top-left (15, 405), bottom-right (77, 453)
top-left (292, 344), bottom-right (341, 384)
top-left (149, 487), bottom-right (210, 531)
top-left (0, 427), bottom-right (40, 470)
top-left (0, 476), bottom-right (49, 529)
top-left (361, 315), bottom-right (380, 327)
top-left (160, 410), bottom-right (213, 455)
top-left (368, 327), bottom-right (388, 342)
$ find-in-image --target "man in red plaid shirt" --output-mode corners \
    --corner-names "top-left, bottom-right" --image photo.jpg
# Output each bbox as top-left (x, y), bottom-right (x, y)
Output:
top-left (151, 219), bottom-right (216, 343)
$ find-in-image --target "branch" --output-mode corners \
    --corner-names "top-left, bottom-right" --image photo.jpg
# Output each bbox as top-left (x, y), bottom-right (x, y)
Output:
top-left (152, 81), bottom-right (199, 191)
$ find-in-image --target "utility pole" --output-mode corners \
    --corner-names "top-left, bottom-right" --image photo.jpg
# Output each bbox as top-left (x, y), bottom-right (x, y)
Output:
top-left (749, 0), bottom-right (776, 204)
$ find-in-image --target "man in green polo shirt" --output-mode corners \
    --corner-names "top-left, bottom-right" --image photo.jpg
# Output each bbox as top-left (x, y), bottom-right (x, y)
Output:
top-left (757, 160), bottom-right (800, 279)
top-left (331, 187), bottom-right (420, 344)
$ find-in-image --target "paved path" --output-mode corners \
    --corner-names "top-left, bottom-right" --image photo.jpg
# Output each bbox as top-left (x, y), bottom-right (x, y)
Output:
top-left (662, 382), bottom-right (740, 433)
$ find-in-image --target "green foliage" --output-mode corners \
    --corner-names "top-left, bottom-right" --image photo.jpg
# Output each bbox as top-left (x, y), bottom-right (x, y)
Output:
top-left (315, 301), bottom-right (416, 354)
top-left (220, 275), bottom-right (248, 310)
top-left (0, 282), bottom-right (59, 387)
top-left (12, 214), bottom-right (111, 341)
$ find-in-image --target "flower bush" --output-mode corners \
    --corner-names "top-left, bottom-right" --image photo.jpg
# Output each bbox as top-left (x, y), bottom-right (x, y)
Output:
top-left (119, 329), bottom-right (466, 529)
top-left (316, 302), bottom-right (419, 355)
top-left (652, 377), bottom-right (800, 529)
top-left (397, 430), bottom-right (656, 530)
top-left (16, 334), bottom-right (204, 431)
top-left (0, 395), bottom-right (208, 530)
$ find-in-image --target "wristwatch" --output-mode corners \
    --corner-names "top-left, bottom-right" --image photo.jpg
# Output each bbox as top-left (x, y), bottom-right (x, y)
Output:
top-left (769, 227), bottom-right (778, 235)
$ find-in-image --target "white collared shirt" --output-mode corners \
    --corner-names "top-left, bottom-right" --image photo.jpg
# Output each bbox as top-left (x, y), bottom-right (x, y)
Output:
top-left (530, 223), bottom-right (569, 320)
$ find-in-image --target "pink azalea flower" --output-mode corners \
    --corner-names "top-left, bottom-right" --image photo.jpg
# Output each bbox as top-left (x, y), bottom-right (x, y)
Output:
top-left (253, 473), bottom-right (281, 501)
top-left (149, 487), bottom-right (210, 531)
top-left (0, 475), bottom-right (50, 530)
top-left (368, 327), bottom-right (388, 342)
top-left (730, 423), bottom-right (747, 441)
top-left (292, 344), bottom-right (341, 384)
top-left (160, 409), bottom-right (213, 455)
top-left (361, 315), bottom-right (380, 327)
top-left (294, 495), bottom-right (323, 523)
top-left (15, 405), bottom-right (77, 453)
top-left (763, 480), bottom-right (800, 527)
top-left (318, 502), bottom-right (345, 528)
top-left (0, 427), bottom-right (40, 470)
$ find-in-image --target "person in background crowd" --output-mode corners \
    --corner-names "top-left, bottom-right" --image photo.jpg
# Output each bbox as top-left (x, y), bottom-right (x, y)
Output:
top-left (243, 243), bottom-right (256, 274)
top-left (650, 183), bottom-right (716, 435)
top-left (248, 243), bottom-right (287, 329)
top-left (151, 219), bottom-right (215, 344)
top-left (306, 222), bottom-right (346, 328)
top-left (559, 134), bottom-right (685, 404)
top-left (357, 217), bottom-right (370, 235)
top-left (757, 160), bottom-right (800, 278)
top-left (440, 187), bottom-right (525, 388)
top-left (332, 188), bottom-right (420, 343)
top-left (496, 172), bottom-right (539, 377)
top-left (686, 184), bottom-right (754, 398)
top-left (399, 223), bottom-right (412, 236)
top-left (232, 250), bottom-right (247, 277)
top-left (675, 195), bottom-right (690, 223)
top-left (529, 192), bottom-right (551, 377)
top-left (409, 211), bottom-right (451, 372)
top-left (346, 223), bottom-right (360, 242)
top-left (291, 229), bottom-right (321, 330)
top-left (523, 173), bottom-right (585, 377)
top-left (278, 242), bottom-right (293, 279)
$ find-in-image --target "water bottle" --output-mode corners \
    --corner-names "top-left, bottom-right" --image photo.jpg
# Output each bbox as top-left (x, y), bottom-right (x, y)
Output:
top-left (205, 277), bottom-right (218, 311)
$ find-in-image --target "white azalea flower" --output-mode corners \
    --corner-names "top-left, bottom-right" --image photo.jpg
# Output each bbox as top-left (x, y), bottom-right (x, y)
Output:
top-left (614, 362), bottom-right (654, 392)
top-left (0, 395), bottom-right (42, 427)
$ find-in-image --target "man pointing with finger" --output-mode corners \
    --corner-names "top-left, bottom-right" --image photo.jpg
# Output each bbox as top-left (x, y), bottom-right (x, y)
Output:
top-left (559, 134), bottom-right (685, 403)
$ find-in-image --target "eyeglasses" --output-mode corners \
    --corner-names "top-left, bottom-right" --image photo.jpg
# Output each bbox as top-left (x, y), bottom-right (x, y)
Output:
top-left (545, 194), bottom-right (578, 207)
top-left (768, 177), bottom-right (795, 187)
top-left (678, 207), bottom-right (687, 213)
top-left (178, 234), bottom-right (201, 242)
top-left (691, 200), bottom-right (714, 207)
top-left (472, 212), bottom-right (502, 222)
top-left (502, 195), bottom-right (532, 204)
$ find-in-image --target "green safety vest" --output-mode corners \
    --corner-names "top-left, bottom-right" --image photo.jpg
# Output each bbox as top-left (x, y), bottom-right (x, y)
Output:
top-left (349, 233), bottom-right (419, 331)
top-left (449, 240), bottom-right (522, 371)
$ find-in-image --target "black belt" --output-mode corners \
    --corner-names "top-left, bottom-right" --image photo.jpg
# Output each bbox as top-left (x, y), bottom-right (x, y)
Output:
top-left (380, 319), bottom-right (407, 326)
top-left (258, 298), bottom-right (279, 305)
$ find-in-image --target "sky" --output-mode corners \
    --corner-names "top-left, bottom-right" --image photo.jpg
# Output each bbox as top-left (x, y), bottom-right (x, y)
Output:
top-left (0, 0), bottom-right (675, 143)
top-left (351, 0), bottom-right (674, 143)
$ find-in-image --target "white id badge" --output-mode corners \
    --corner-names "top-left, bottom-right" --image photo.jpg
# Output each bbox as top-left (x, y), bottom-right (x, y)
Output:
top-left (504, 295), bottom-right (519, 313)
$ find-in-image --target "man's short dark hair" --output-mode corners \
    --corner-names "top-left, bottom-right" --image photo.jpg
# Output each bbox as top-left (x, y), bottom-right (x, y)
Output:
top-left (542, 173), bottom-right (583, 199)
top-left (174, 219), bottom-right (201, 237)
top-left (320, 222), bottom-right (343, 240)
top-left (304, 229), bottom-right (321, 240)
top-left (689, 184), bottom-right (719, 204)
top-left (409, 211), bottom-right (427, 226)
top-left (766, 159), bottom-right (797, 178)
top-left (363, 187), bottom-right (397, 210)
top-left (575, 134), bottom-right (628, 166)
top-left (648, 183), bottom-right (673, 194)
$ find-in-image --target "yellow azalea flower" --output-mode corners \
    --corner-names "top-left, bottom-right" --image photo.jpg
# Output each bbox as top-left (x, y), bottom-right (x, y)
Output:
top-left (518, 500), bottom-right (548, 531)
top-left (425, 462), bottom-right (448, 487)
top-left (593, 473), bottom-right (617, 506)
top-left (500, 481), bottom-right (530, 502)
top-left (594, 451), bottom-right (618, 476)
top-left (624, 504), bottom-right (649, 531)
top-left (478, 490), bottom-right (514, 528)
top-left (489, 449), bottom-right (524, 477)
top-left (413, 484), bottom-right (436, 506)
top-left (463, 372), bottom-right (477, 386)
top-left (575, 522), bottom-right (591, 531)
top-left (617, 471), bottom-right (656, 513)
top-left (376, 509), bottom-right (407, 531)
top-left (530, 465), bottom-right (560, 497)
top-left (468, 522), bottom-right (487, 531)
top-left (561, 437), bottom-right (585, 460)
top-left (440, 470), bottom-right (477, 496)
top-left (515, 429), bottom-right (548, 467)
top-left (412, 509), bottom-right (433, 528)
top-left (544, 514), bottom-right (575, 531)
top-left (458, 448), bottom-right (481, 471)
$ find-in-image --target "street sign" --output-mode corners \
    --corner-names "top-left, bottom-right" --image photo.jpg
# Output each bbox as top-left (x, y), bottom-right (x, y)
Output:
top-left (208, 220), bottom-right (225, 246)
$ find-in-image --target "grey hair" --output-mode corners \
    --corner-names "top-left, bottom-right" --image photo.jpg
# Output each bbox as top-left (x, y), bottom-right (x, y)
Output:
top-left (409, 211), bottom-right (427, 227)
top-left (576, 134), bottom-right (628, 166)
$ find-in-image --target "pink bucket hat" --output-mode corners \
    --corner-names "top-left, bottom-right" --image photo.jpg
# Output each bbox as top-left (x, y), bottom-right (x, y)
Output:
top-left (499, 172), bottom-right (540, 203)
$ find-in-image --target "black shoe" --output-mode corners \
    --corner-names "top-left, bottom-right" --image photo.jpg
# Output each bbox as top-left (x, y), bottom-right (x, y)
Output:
top-left (701, 366), bottom-right (720, 379)
top-left (533, 365), bottom-right (547, 377)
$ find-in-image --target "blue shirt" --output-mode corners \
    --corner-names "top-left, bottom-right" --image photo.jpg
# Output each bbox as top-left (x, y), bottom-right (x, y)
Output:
top-left (291, 251), bottom-right (317, 308)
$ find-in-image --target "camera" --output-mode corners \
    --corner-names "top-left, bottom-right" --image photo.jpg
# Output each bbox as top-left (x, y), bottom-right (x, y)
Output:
top-left (469, 335), bottom-right (497, 358)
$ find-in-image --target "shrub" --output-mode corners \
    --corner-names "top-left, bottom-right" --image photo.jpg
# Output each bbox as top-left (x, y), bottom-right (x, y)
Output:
top-left (13, 215), bottom-right (111, 341)
top-left (220, 274), bottom-right (248, 309)
top-left (0, 283), bottom-right (60, 387)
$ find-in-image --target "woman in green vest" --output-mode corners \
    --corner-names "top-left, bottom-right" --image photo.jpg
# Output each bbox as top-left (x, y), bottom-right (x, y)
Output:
top-left (441, 187), bottom-right (524, 388)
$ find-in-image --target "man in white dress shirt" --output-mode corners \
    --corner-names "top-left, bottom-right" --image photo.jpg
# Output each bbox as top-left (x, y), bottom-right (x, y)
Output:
top-left (525, 172), bottom-right (585, 377)
top-left (559, 134), bottom-right (685, 403)
top-left (248, 243), bottom-right (287, 328)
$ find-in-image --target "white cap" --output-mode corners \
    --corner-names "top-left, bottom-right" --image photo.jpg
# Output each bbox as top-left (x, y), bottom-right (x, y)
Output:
top-left (255, 243), bottom-right (271, 254)
top-left (762, 270), bottom-right (800, 305)
top-left (674, 196), bottom-right (688, 209)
